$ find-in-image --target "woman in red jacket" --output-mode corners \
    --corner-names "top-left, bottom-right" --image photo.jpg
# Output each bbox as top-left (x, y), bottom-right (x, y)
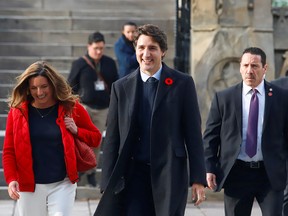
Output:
top-left (3, 61), bottom-right (102, 216)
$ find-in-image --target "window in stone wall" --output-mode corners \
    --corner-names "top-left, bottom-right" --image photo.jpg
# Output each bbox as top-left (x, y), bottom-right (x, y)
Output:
top-left (272, 0), bottom-right (288, 7)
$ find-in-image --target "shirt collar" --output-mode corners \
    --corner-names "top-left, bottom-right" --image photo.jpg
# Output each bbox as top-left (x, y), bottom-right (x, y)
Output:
top-left (243, 80), bottom-right (265, 96)
top-left (140, 65), bottom-right (162, 82)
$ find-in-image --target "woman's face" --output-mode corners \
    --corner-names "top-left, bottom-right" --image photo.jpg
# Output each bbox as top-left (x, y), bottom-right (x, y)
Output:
top-left (29, 76), bottom-right (56, 108)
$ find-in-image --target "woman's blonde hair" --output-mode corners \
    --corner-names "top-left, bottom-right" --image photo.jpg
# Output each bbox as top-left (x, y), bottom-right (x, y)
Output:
top-left (8, 61), bottom-right (78, 112)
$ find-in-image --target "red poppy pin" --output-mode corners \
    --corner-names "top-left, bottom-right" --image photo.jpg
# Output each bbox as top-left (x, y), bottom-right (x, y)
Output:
top-left (165, 77), bottom-right (173, 86)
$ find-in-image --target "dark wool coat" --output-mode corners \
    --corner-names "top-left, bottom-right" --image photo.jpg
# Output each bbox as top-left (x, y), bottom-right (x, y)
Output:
top-left (94, 63), bottom-right (206, 216)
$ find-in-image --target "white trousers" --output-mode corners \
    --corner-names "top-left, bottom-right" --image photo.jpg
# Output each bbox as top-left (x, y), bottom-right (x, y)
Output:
top-left (16, 178), bottom-right (77, 216)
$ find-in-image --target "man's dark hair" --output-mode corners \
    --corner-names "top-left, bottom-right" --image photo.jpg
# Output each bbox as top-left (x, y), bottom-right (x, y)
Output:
top-left (122, 21), bottom-right (137, 30)
top-left (241, 47), bottom-right (266, 66)
top-left (134, 24), bottom-right (168, 53)
top-left (88, 32), bottom-right (105, 44)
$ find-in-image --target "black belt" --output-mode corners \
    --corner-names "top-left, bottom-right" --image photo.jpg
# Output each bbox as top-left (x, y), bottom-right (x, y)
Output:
top-left (235, 159), bottom-right (264, 169)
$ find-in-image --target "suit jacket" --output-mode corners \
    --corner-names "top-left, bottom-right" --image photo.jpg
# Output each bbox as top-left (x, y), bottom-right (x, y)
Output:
top-left (271, 77), bottom-right (288, 89)
top-left (203, 81), bottom-right (288, 192)
top-left (94, 63), bottom-right (206, 216)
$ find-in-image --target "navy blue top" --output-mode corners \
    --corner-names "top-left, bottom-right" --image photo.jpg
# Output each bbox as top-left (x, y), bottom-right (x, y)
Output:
top-left (28, 103), bottom-right (66, 183)
top-left (114, 35), bottom-right (139, 78)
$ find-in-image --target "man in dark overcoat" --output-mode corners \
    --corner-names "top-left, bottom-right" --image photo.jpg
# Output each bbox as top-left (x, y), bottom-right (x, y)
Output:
top-left (271, 75), bottom-right (288, 216)
top-left (94, 24), bottom-right (207, 216)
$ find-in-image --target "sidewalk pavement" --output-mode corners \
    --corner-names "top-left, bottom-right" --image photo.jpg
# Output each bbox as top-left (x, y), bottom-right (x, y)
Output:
top-left (0, 199), bottom-right (262, 216)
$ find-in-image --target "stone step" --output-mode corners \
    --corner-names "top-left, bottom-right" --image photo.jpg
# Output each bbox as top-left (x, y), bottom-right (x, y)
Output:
top-left (0, 43), bottom-right (115, 58)
top-left (0, 130), bottom-right (4, 150)
top-left (0, 0), bottom-right (40, 9)
top-left (0, 0), bottom-right (174, 14)
top-left (0, 115), bottom-right (7, 131)
top-left (0, 56), bottom-right (77, 70)
top-left (0, 170), bottom-right (5, 186)
top-left (0, 56), bottom-right (174, 72)
top-left (0, 8), bottom-right (160, 18)
top-left (0, 16), bottom-right (175, 32)
top-left (0, 42), bottom-right (175, 59)
top-left (0, 70), bottom-right (21, 84)
top-left (0, 85), bottom-right (13, 98)
top-left (0, 152), bottom-right (2, 168)
top-left (0, 100), bottom-right (9, 114)
top-left (0, 30), bottom-right (119, 44)
top-left (0, 70), bottom-right (68, 84)
top-left (0, 9), bottom-right (70, 17)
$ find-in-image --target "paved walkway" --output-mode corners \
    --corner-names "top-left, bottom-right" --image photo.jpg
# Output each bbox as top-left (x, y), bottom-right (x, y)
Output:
top-left (0, 199), bottom-right (262, 216)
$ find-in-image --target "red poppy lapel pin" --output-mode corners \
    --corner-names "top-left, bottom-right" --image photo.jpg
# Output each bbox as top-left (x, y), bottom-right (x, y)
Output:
top-left (165, 77), bottom-right (173, 86)
top-left (268, 88), bottom-right (273, 96)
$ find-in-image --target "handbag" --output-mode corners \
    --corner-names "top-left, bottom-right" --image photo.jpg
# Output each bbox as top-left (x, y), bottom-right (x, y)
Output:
top-left (74, 137), bottom-right (97, 172)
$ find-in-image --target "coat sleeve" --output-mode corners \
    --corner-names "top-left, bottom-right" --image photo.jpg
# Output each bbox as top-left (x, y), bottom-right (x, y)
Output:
top-left (182, 77), bottom-right (207, 186)
top-left (73, 102), bottom-right (102, 148)
top-left (2, 110), bottom-right (18, 185)
top-left (203, 93), bottom-right (222, 174)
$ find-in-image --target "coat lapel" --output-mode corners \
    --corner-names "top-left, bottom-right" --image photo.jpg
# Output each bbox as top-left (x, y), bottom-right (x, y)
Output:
top-left (234, 83), bottom-right (242, 137)
top-left (262, 81), bottom-right (273, 131)
top-left (153, 64), bottom-right (174, 113)
top-left (121, 71), bottom-right (140, 142)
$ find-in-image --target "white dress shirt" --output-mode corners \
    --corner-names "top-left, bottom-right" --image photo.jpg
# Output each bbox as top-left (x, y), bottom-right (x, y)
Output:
top-left (238, 80), bottom-right (265, 162)
top-left (140, 65), bottom-right (162, 82)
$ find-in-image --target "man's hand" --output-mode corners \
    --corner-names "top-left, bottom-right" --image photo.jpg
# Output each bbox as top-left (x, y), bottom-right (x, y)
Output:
top-left (206, 173), bottom-right (217, 190)
top-left (191, 183), bottom-right (206, 206)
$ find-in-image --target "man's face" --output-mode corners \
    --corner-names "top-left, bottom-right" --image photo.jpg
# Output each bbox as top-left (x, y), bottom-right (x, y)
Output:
top-left (135, 35), bottom-right (164, 76)
top-left (240, 53), bottom-right (267, 88)
top-left (87, 41), bottom-right (105, 62)
top-left (122, 25), bottom-right (137, 42)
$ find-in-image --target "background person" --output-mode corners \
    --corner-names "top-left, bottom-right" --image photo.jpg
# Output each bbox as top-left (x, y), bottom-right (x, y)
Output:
top-left (114, 21), bottom-right (139, 78)
top-left (68, 31), bottom-right (118, 187)
top-left (271, 74), bottom-right (288, 216)
top-left (94, 24), bottom-right (206, 216)
top-left (204, 47), bottom-right (288, 216)
top-left (2, 61), bottom-right (102, 216)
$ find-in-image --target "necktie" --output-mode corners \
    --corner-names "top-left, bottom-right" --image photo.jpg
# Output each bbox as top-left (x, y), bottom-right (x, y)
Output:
top-left (146, 77), bottom-right (158, 109)
top-left (245, 89), bottom-right (259, 158)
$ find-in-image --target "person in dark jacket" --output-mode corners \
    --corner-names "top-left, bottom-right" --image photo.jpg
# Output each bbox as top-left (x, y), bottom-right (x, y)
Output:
top-left (94, 24), bottom-right (206, 216)
top-left (114, 21), bottom-right (139, 78)
top-left (271, 73), bottom-right (288, 216)
top-left (68, 32), bottom-right (118, 187)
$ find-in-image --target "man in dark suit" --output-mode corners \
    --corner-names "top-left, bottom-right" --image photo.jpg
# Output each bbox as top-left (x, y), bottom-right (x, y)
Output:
top-left (94, 24), bottom-right (206, 216)
top-left (271, 75), bottom-right (288, 216)
top-left (203, 47), bottom-right (288, 216)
